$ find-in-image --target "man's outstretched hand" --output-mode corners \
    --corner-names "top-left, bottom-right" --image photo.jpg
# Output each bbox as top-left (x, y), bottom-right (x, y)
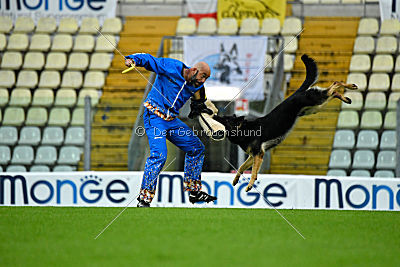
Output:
top-left (125, 58), bottom-right (134, 67)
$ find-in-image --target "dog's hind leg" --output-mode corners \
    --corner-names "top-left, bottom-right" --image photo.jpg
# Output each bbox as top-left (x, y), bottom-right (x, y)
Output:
top-left (245, 152), bottom-right (264, 192)
top-left (233, 155), bottom-right (253, 186)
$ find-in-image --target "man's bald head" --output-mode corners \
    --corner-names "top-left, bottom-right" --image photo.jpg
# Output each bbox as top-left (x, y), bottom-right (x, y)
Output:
top-left (186, 61), bottom-right (211, 87)
top-left (193, 61), bottom-right (211, 77)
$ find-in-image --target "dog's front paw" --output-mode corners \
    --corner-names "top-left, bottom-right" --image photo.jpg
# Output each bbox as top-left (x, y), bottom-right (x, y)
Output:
top-left (245, 184), bottom-right (253, 192)
top-left (350, 84), bottom-right (358, 90)
top-left (344, 97), bottom-right (352, 104)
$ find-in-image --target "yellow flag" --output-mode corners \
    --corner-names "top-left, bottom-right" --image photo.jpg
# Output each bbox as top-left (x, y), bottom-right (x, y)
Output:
top-left (218, 0), bottom-right (286, 26)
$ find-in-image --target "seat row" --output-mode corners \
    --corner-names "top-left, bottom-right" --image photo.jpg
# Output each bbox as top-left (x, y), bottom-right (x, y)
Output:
top-left (0, 16), bottom-right (122, 35)
top-left (337, 110), bottom-right (396, 130)
top-left (0, 145), bottom-right (81, 165)
top-left (0, 88), bottom-right (99, 108)
top-left (176, 17), bottom-right (302, 36)
top-left (341, 91), bottom-right (400, 111)
top-left (1, 164), bottom-right (76, 172)
top-left (350, 54), bottom-right (398, 73)
top-left (358, 18), bottom-right (400, 36)
top-left (0, 126), bottom-right (84, 146)
top-left (354, 36), bottom-right (400, 54)
top-left (0, 70), bottom-right (105, 89)
top-left (347, 72), bottom-right (400, 91)
top-left (327, 169), bottom-right (395, 178)
top-left (329, 149), bottom-right (396, 170)
top-left (0, 107), bottom-right (86, 127)
top-left (0, 33), bottom-right (117, 53)
top-left (333, 129), bottom-right (396, 150)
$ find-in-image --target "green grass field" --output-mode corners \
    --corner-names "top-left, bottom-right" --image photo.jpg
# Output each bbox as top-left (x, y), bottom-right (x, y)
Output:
top-left (1, 207), bottom-right (399, 266)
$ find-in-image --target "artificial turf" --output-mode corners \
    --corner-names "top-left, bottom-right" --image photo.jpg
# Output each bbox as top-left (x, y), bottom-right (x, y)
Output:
top-left (0, 207), bottom-right (399, 266)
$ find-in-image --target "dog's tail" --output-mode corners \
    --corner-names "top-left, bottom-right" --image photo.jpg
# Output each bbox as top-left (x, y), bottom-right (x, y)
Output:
top-left (297, 54), bottom-right (319, 92)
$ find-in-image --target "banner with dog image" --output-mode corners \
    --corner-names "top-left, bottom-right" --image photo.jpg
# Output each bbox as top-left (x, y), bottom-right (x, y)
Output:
top-left (183, 36), bottom-right (268, 101)
top-left (218, 0), bottom-right (286, 25)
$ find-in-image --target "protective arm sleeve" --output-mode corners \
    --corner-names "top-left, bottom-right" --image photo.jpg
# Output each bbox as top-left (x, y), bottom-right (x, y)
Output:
top-left (188, 87), bottom-right (213, 119)
top-left (125, 53), bottom-right (167, 74)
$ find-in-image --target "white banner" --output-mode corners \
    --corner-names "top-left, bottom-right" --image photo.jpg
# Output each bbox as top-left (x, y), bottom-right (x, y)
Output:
top-left (1, 172), bottom-right (400, 211)
top-left (0, 0), bottom-right (117, 22)
top-left (183, 36), bottom-right (268, 101)
top-left (379, 0), bottom-right (400, 21)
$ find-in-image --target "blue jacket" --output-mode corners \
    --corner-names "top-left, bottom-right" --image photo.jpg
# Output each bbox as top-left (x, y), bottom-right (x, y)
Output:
top-left (125, 53), bottom-right (204, 118)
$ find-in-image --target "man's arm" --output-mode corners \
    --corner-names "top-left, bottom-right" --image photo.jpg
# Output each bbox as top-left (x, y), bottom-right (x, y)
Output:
top-left (125, 53), bottom-right (168, 74)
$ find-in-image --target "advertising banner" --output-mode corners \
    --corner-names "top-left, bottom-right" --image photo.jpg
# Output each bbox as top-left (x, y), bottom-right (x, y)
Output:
top-left (217, 0), bottom-right (286, 25)
top-left (379, 0), bottom-right (400, 21)
top-left (0, 0), bottom-right (117, 22)
top-left (184, 36), bottom-right (267, 101)
top-left (1, 172), bottom-right (400, 211)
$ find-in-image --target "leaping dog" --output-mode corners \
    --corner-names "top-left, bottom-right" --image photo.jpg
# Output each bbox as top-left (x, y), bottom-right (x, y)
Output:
top-left (214, 54), bottom-right (358, 192)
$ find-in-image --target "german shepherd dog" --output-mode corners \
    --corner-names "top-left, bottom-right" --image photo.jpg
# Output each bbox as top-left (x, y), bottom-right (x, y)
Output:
top-left (213, 54), bottom-right (358, 192)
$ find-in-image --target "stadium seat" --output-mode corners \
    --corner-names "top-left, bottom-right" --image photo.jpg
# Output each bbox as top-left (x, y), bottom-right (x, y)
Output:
top-left (38, 71), bottom-right (61, 89)
top-left (58, 146), bottom-right (81, 165)
top-left (83, 71), bottom-right (105, 89)
top-left (260, 18), bottom-right (280, 35)
top-left (0, 88), bottom-right (8, 107)
top-left (89, 53), bottom-right (112, 71)
top-left (364, 92), bottom-right (386, 110)
top-left (26, 107), bottom-right (48, 126)
top-left (391, 74), bottom-right (400, 91)
top-left (372, 55), bottom-right (394, 72)
top-left (101, 17), bottom-right (122, 35)
top-left (73, 35), bottom-right (95, 52)
top-left (48, 108), bottom-right (71, 127)
top-left (2, 107), bottom-right (25, 126)
top-left (0, 146), bottom-right (11, 165)
top-left (376, 36), bottom-right (397, 54)
top-left (356, 130), bottom-right (379, 149)
top-left (264, 54), bottom-right (273, 72)
top-left (65, 127), bottom-right (85, 145)
top-left (282, 36), bottom-right (298, 54)
top-left (0, 127), bottom-right (18, 145)
top-left (35, 146), bottom-right (57, 165)
top-left (58, 17), bottom-right (78, 34)
top-left (32, 89), bottom-right (54, 107)
top-left (67, 52), bottom-right (89, 71)
top-left (42, 127), bottom-right (64, 146)
top-left (358, 18), bottom-right (379, 36)
top-left (380, 130), bottom-right (396, 150)
top-left (341, 91), bottom-right (363, 110)
top-left (36, 17), bottom-right (57, 34)
top-left (30, 165), bottom-right (51, 172)
top-left (79, 17), bottom-right (99, 35)
top-left (19, 126), bottom-right (41, 146)
top-left (9, 88), bottom-right (31, 107)
top-left (23, 52), bottom-right (45, 70)
top-left (0, 70), bottom-right (16, 88)
top-left (374, 170), bottom-right (395, 178)
top-left (239, 18), bottom-right (259, 35)
top-left (196, 18), bottom-right (217, 35)
top-left (395, 55), bottom-right (400, 72)
top-left (14, 16), bottom-right (34, 33)
top-left (346, 73), bottom-right (367, 91)
top-left (53, 165), bottom-right (74, 172)
top-left (350, 170), bottom-right (371, 177)
top-left (1, 52), bottom-right (23, 70)
top-left (51, 34), bottom-right (73, 52)
top-left (7, 33), bottom-right (29, 51)
top-left (360, 111), bottom-right (382, 129)
top-left (16, 71), bottom-right (38, 89)
top-left (95, 35), bottom-right (116, 52)
top-left (61, 71), bottom-right (83, 89)
top-left (217, 18), bottom-right (238, 35)
top-left (6, 165), bottom-right (27, 172)
top-left (383, 111), bottom-right (396, 129)
top-left (333, 130), bottom-right (355, 149)
top-left (11, 145), bottom-right (34, 165)
top-left (329, 150), bottom-right (352, 169)
top-left (0, 16), bottom-right (12, 33)
top-left (176, 17), bottom-right (196, 36)
top-left (326, 169), bottom-right (347, 177)
top-left (0, 33), bottom-right (6, 51)
top-left (353, 36), bottom-right (375, 54)
top-left (337, 110), bottom-right (359, 129)
top-left (29, 34), bottom-right (51, 52)
top-left (352, 150), bottom-right (375, 169)
top-left (283, 54), bottom-right (295, 72)
top-left (55, 89), bottom-right (77, 107)
top-left (368, 73), bottom-right (390, 91)
top-left (376, 151), bottom-right (396, 169)
top-left (349, 55), bottom-right (370, 72)
top-left (45, 52), bottom-right (67, 70)
top-left (281, 17), bottom-right (302, 35)
top-left (380, 19), bottom-right (400, 35)
top-left (71, 108), bottom-right (85, 126)
top-left (77, 89), bottom-right (99, 107)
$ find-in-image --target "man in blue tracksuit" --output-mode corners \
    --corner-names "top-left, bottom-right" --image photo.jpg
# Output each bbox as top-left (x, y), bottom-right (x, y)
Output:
top-left (125, 53), bottom-right (217, 207)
